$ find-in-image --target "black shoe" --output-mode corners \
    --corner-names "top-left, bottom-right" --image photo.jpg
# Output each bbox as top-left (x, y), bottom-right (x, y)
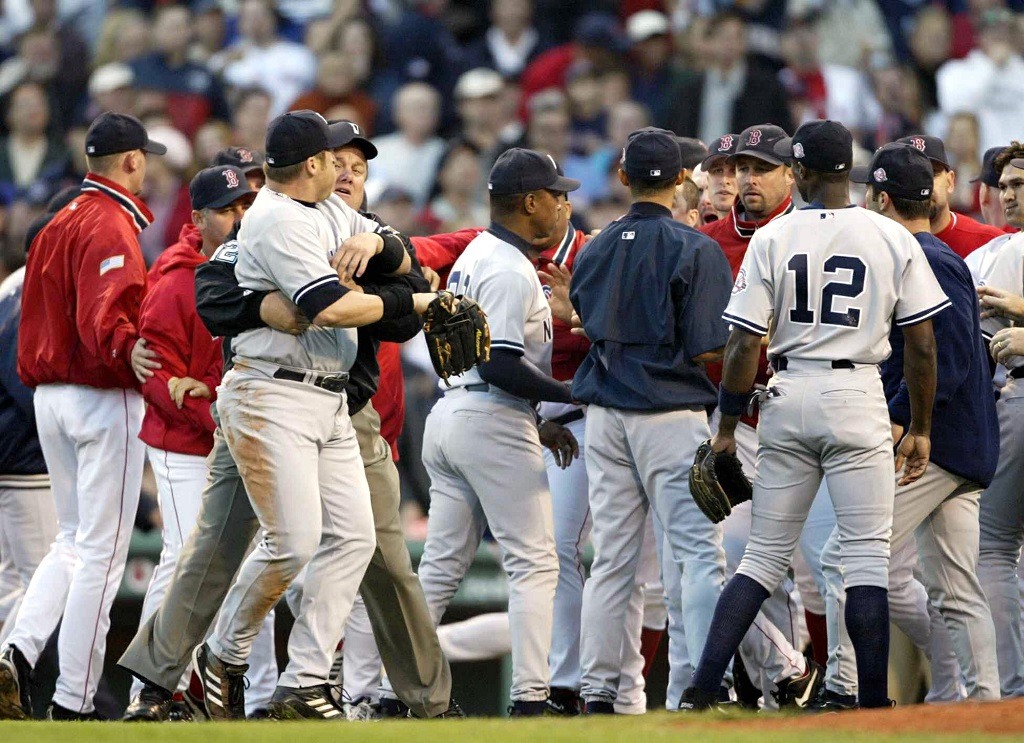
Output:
top-left (193, 643), bottom-right (247, 720)
top-left (46, 702), bottom-right (104, 721)
top-left (267, 685), bottom-right (343, 720)
top-left (679, 686), bottom-right (720, 711)
top-left (247, 707), bottom-right (272, 719)
top-left (409, 699), bottom-right (465, 719)
top-left (546, 687), bottom-right (582, 716)
top-left (377, 697), bottom-right (410, 718)
top-left (584, 700), bottom-right (615, 715)
top-left (772, 660), bottom-right (825, 709)
top-left (122, 684), bottom-right (174, 721)
top-left (168, 700), bottom-right (196, 722)
top-left (508, 700), bottom-right (547, 717)
top-left (0, 645), bottom-right (32, 720)
top-left (805, 688), bottom-right (858, 713)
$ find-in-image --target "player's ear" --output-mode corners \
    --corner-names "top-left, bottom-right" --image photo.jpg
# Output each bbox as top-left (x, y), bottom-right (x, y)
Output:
top-left (618, 168), bottom-right (630, 187)
top-left (675, 170), bottom-right (685, 186)
top-left (191, 209), bottom-right (204, 229)
top-left (523, 191), bottom-right (537, 215)
top-left (784, 165), bottom-right (796, 187)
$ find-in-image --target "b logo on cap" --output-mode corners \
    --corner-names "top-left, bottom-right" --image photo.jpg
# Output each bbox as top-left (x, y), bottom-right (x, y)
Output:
top-left (224, 169), bottom-right (240, 189)
top-left (719, 135), bottom-right (734, 151)
top-left (793, 143), bottom-right (805, 159)
top-left (910, 137), bottom-right (926, 151)
top-left (873, 168), bottom-right (887, 182)
top-left (748, 130), bottom-right (762, 146)
top-left (238, 148), bottom-right (253, 164)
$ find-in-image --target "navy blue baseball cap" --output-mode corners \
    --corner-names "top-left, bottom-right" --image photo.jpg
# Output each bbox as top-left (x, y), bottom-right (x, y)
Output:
top-left (212, 146), bottom-right (264, 174)
top-left (189, 165), bottom-right (254, 210)
top-left (623, 127), bottom-right (681, 179)
top-left (574, 13), bottom-right (629, 52)
top-left (265, 110), bottom-right (351, 167)
top-left (775, 119), bottom-right (852, 173)
top-left (850, 144), bottom-right (933, 201)
top-left (731, 124), bottom-right (790, 166)
top-left (676, 137), bottom-right (709, 170)
top-left (702, 133), bottom-right (739, 168)
top-left (896, 134), bottom-right (950, 170)
top-left (488, 148), bottom-right (581, 196)
top-left (328, 119), bottom-right (378, 160)
top-left (85, 112), bottom-right (167, 157)
top-left (972, 146), bottom-right (1008, 187)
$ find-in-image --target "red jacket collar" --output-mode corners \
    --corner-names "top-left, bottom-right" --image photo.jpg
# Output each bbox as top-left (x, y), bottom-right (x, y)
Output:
top-left (732, 196), bottom-right (794, 238)
top-left (81, 172), bottom-right (155, 233)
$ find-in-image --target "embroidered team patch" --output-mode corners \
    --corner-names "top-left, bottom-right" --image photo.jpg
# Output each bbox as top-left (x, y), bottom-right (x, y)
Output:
top-left (732, 267), bottom-right (748, 294)
top-left (99, 255), bottom-right (125, 275)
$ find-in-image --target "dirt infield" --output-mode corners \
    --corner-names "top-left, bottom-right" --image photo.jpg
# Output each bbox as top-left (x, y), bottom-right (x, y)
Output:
top-left (699, 697), bottom-right (1024, 735)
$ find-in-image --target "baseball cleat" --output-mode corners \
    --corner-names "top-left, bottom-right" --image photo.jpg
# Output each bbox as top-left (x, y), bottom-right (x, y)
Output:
top-left (583, 700), bottom-right (615, 715)
top-left (0, 645), bottom-right (32, 720)
top-left (772, 659), bottom-right (825, 709)
top-left (409, 698), bottom-right (465, 719)
top-left (508, 700), bottom-right (547, 717)
top-left (193, 643), bottom-right (247, 720)
top-left (804, 688), bottom-right (858, 713)
top-left (122, 684), bottom-right (174, 721)
top-left (377, 696), bottom-right (409, 718)
top-left (46, 702), bottom-right (104, 720)
top-left (327, 642), bottom-right (344, 705)
top-left (546, 686), bottom-right (582, 716)
top-left (678, 686), bottom-right (721, 712)
top-left (267, 685), bottom-right (343, 720)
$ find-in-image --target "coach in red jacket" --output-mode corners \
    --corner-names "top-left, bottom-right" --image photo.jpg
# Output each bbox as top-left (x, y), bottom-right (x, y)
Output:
top-left (130, 165), bottom-right (254, 701)
top-left (5, 113), bottom-right (166, 720)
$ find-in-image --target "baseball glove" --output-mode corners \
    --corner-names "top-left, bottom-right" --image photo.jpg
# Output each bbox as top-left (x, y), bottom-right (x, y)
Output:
top-left (689, 439), bottom-right (753, 523)
top-left (422, 291), bottom-right (491, 381)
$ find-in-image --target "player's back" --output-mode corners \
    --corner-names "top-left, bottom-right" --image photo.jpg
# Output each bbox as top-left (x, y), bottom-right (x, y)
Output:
top-left (730, 206), bottom-right (948, 365)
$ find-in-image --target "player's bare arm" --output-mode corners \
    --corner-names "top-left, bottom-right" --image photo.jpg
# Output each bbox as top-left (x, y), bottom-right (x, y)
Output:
top-left (259, 291), bottom-right (310, 335)
top-left (711, 327), bottom-right (763, 453)
top-left (898, 319), bottom-right (938, 484)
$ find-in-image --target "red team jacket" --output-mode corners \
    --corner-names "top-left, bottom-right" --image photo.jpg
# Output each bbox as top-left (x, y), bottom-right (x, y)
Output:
top-left (411, 225), bottom-right (591, 382)
top-left (138, 223), bottom-right (223, 456)
top-left (18, 173), bottom-right (152, 390)
top-left (373, 341), bottom-right (404, 460)
top-left (934, 211), bottom-right (1006, 260)
top-left (700, 198), bottom-right (795, 428)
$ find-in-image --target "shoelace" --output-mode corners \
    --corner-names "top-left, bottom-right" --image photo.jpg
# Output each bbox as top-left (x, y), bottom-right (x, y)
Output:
top-left (225, 670), bottom-right (248, 713)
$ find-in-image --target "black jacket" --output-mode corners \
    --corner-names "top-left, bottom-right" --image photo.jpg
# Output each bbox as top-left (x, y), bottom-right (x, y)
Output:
top-left (195, 216), bottom-right (428, 415)
top-left (660, 63), bottom-right (794, 139)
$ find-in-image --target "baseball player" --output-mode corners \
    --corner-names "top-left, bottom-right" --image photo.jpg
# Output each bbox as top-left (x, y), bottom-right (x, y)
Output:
top-left (681, 120), bottom-right (947, 711)
top-left (130, 166), bottom-right (256, 704)
top-left (817, 143), bottom-right (1001, 702)
top-left (699, 134), bottom-right (739, 224)
top-left (0, 113), bottom-right (167, 721)
top-left (414, 148), bottom-right (580, 716)
top-left (974, 146), bottom-right (1013, 231)
top-left (965, 146), bottom-right (1024, 697)
top-left (212, 146), bottom-right (266, 191)
top-left (121, 116), bottom-right (455, 721)
top-left (570, 128), bottom-right (734, 714)
top-left (896, 135), bottom-right (1004, 260)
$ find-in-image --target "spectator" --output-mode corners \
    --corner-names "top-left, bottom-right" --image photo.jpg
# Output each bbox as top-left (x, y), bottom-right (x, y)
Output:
top-left (0, 26), bottom-right (77, 133)
top-left (373, 186), bottom-right (426, 236)
top-left (663, 11), bottom-right (793, 142)
top-left (937, 8), bottom-right (1024, 153)
top-left (908, 4), bottom-right (954, 113)
top-left (790, 0), bottom-right (893, 69)
top-left (777, 15), bottom-right (874, 139)
top-left (289, 52), bottom-right (377, 132)
top-left (92, 8), bottom-right (151, 69)
top-left (137, 123), bottom-right (193, 266)
top-left (0, 82), bottom-right (68, 194)
top-left (564, 63), bottom-right (606, 155)
top-left (464, 0), bottom-right (547, 79)
top-left (946, 112), bottom-right (983, 214)
top-left (626, 10), bottom-right (674, 126)
top-left (193, 121), bottom-right (234, 172)
top-left (369, 83), bottom-right (445, 208)
top-left (454, 68), bottom-right (508, 158)
top-left (230, 87), bottom-right (273, 154)
top-left (129, 5), bottom-right (230, 139)
top-left (86, 63), bottom-right (136, 120)
top-left (334, 17), bottom-right (403, 133)
top-left (26, 0), bottom-right (90, 107)
top-left (522, 93), bottom-right (592, 203)
top-left (420, 143), bottom-right (488, 232)
top-left (696, 0), bottom-right (790, 70)
top-left (192, 1), bottom-right (228, 64)
top-left (862, 63), bottom-right (923, 150)
top-left (584, 99), bottom-right (651, 203)
top-left (378, 0), bottom-right (464, 109)
top-left (210, 0), bottom-right (317, 116)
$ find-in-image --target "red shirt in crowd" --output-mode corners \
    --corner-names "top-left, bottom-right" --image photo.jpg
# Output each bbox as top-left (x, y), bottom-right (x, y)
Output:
top-left (935, 211), bottom-right (1006, 260)
top-left (138, 223), bottom-right (222, 457)
top-left (18, 173), bottom-right (152, 390)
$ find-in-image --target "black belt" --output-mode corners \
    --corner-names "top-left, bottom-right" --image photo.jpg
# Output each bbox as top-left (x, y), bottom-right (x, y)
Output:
top-left (1009, 367), bottom-right (1024, 380)
top-left (272, 368), bottom-right (350, 393)
top-left (446, 382), bottom-right (491, 394)
top-left (772, 356), bottom-right (854, 371)
top-left (549, 409), bottom-right (585, 426)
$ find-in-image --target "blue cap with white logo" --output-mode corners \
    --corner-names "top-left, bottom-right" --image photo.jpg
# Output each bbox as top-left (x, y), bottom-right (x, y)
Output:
top-left (622, 127), bottom-right (681, 180)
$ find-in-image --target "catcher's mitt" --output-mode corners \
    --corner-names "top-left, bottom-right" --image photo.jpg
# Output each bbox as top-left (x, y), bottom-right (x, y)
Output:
top-left (423, 291), bottom-right (491, 381)
top-left (688, 439), bottom-right (753, 523)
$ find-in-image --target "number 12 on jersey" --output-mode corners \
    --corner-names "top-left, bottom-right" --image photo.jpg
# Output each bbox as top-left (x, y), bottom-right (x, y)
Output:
top-left (787, 254), bottom-right (866, 327)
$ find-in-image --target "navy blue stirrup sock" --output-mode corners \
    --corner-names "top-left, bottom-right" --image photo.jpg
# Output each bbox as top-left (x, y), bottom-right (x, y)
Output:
top-left (845, 585), bottom-right (890, 708)
top-left (691, 574), bottom-right (770, 693)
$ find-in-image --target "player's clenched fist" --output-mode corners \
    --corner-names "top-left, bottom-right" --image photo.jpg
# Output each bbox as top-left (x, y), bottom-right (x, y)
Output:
top-left (168, 376), bottom-right (212, 409)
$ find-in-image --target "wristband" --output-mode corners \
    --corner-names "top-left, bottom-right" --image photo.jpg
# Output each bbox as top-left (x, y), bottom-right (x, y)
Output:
top-left (379, 285), bottom-right (415, 320)
top-left (372, 233), bottom-right (407, 274)
top-left (718, 387), bottom-right (749, 417)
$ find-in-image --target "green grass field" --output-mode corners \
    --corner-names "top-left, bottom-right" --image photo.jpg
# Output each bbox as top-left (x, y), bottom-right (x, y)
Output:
top-left (2, 707), bottom-right (1021, 743)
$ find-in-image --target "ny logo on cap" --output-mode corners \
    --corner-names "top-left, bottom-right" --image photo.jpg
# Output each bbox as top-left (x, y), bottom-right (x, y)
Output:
top-left (719, 135), bottom-right (734, 151)
top-left (873, 168), bottom-right (887, 182)
top-left (910, 137), bottom-right (926, 151)
top-left (748, 130), bottom-right (762, 146)
top-left (793, 143), bottom-right (805, 159)
top-left (224, 169), bottom-right (240, 188)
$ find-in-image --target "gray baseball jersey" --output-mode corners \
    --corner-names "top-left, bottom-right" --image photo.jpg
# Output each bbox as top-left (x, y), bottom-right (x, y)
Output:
top-left (727, 206), bottom-right (949, 363)
top-left (230, 189), bottom-right (382, 373)
top-left (443, 229), bottom-right (553, 389)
